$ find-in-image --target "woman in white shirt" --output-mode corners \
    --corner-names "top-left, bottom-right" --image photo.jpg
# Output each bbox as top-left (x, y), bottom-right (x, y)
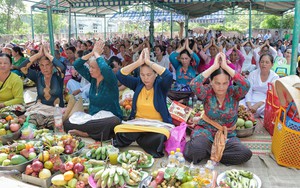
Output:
top-left (244, 54), bottom-right (279, 117)
top-left (240, 40), bottom-right (256, 73)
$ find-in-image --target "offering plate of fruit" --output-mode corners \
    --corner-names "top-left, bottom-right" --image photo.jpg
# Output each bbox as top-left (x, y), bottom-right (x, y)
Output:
top-left (236, 106), bottom-right (257, 137)
top-left (217, 169), bottom-right (261, 188)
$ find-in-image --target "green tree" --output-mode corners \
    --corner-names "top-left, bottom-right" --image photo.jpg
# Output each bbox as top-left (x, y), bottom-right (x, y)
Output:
top-left (0, 0), bottom-right (25, 33)
top-left (33, 13), bottom-right (68, 34)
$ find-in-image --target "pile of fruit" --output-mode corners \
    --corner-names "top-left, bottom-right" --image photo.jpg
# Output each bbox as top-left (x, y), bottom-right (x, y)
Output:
top-left (87, 145), bottom-right (113, 161)
top-left (33, 129), bottom-right (51, 139)
top-left (218, 169), bottom-right (258, 188)
top-left (118, 150), bottom-right (152, 169)
top-left (0, 115), bottom-right (21, 136)
top-left (41, 134), bottom-right (85, 155)
top-left (120, 97), bottom-right (132, 120)
top-left (236, 106), bottom-right (256, 130)
top-left (24, 152), bottom-right (63, 179)
top-left (51, 157), bottom-right (89, 188)
top-left (0, 141), bottom-right (38, 166)
top-left (92, 166), bottom-right (144, 187)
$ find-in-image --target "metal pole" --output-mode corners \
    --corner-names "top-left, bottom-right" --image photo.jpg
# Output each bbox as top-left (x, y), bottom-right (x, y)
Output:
top-left (149, 3), bottom-right (154, 45)
top-left (46, 0), bottom-right (54, 55)
top-left (291, 0), bottom-right (300, 75)
top-left (170, 12), bottom-right (173, 39)
top-left (279, 15), bottom-right (283, 40)
top-left (185, 14), bottom-right (189, 38)
top-left (31, 7), bottom-right (34, 41)
top-left (68, 6), bottom-right (71, 44)
top-left (104, 16), bottom-right (107, 40)
top-left (249, 2), bottom-right (252, 39)
top-left (74, 12), bottom-right (78, 39)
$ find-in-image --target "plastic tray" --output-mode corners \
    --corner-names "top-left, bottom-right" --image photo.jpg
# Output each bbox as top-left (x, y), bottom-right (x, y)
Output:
top-left (22, 172), bottom-right (59, 188)
top-left (0, 158), bottom-right (35, 173)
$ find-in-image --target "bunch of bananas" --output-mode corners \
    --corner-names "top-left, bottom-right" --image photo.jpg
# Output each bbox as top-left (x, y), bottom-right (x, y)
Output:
top-left (93, 166), bottom-right (143, 187)
top-left (33, 129), bottom-right (50, 139)
top-left (224, 169), bottom-right (258, 188)
top-left (119, 150), bottom-right (150, 169)
top-left (88, 145), bottom-right (113, 160)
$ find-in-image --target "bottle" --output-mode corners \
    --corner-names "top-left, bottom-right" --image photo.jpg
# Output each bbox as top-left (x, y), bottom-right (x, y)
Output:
top-left (177, 156), bottom-right (186, 169)
top-left (175, 148), bottom-right (182, 158)
top-left (167, 151), bottom-right (176, 168)
top-left (193, 95), bottom-right (198, 107)
top-left (189, 162), bottom-right (198, 177)
top-left (188, 97), bottom-right (193, 108)
top-left (54, 104), bottom-right (64, 134)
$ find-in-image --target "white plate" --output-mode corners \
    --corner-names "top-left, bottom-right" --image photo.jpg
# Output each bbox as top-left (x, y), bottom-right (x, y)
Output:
top-left (217, 171), bottom-right (262, 188)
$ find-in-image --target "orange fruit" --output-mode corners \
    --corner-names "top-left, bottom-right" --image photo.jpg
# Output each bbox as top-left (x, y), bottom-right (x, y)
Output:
top-left (5, 115), bottom-right (13, 121)
top-left (125, 105), bottom-right (131, 110)
top-left (64, 170), bottom-right (74, 181)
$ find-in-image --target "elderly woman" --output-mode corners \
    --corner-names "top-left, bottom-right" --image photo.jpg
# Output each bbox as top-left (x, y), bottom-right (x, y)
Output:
top-left (169, 39), bottom-right (200, 85)
top-left (114, 48), bottom-right (173, 158)
top-left (0, 53), bottom-right (24, 109)
top-left (184, 52), bottom-right (252, 165)
top-left (63, 41), bottom-right (122, 141)
top-left (20, 46), bottom-right (66, 107)
top-left (244, 54), bottom-right (279, 118)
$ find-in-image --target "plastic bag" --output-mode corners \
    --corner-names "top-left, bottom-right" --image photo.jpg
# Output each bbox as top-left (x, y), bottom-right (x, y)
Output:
top-left (20, 116), bottom-right (36, 140)
top-left (165, 122), bottom-right (187, 155)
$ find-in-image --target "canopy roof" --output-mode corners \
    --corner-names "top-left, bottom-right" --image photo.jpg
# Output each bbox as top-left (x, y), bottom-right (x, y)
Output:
top-left (110, 10), bottom-right (225, 23)
top-left (29, 0), bottom-right (295, 17)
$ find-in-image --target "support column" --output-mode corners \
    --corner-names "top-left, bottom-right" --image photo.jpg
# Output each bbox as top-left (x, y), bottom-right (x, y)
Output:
top-left (31, 7), bottom-right (34, 40)
top-left (46, 0), bottom-right (54, 55)
top-left (249, 1), bottom-right (252, 39)
top-left (104, 16), bottom-right (107, 40)
top-left (68, 6), bottom-right (72, 44)
top-left (74, 12), bottom-right (78, 39)
top-left (149, 3), bottom-right (154, 45)
top-left (185, 14), bottom-right (189, 38)
top-left (291, 0), bottom-right (300, 75)
top-left (170, 12), bottom-right (173, 39)
top-left (279, 15), bottom-right (283, 39)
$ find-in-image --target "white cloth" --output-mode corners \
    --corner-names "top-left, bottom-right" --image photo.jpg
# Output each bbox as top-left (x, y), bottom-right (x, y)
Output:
top-left (122, 118), bottom-right (175, 131)
top-left (69, 110), bottom-right (115, 124)
top-left (240, 47), bottom-right (256, 72)
top-left (153, 55), bottom-right (170, 69)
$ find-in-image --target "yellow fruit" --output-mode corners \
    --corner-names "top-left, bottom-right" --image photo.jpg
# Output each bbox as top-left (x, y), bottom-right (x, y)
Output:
top-left (64, 170), bottom-right (74, 181)
top-left (44, 161), bottom-right (54, 170)
top-left (51, 174), bottom-right (67, 186)
top-left (38, 151), bottom-right (50, 162)
top-left (0, 128), bottom-right (6, 136)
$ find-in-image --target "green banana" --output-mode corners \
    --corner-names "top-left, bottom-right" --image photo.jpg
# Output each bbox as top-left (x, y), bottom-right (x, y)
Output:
top-left (94, 168), bottom-right (105, 181)
top-left (95, 147), bottom-right (102, 155)
top-left (101, 176), bottom-right (109, 188)
top-left (114, 173), bottom-right (119, 185)
top-left (107, 176), bottom-right (113, 188)
top-left (118, 175), bottom-right (125, 187)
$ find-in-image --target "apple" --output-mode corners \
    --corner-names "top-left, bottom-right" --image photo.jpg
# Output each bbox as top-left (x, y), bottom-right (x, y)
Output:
top-left (75, 181), bottom-right (85, 188)
top-left (73, 163), bottom-right (84, 174)
top-left (20, 149), bottom-right (30, 158)
top-left (28, 152), bottom-right (37, 160)
top-left (0, 119), bottom-right (6, 124)
top-left (65, 161), bottom-right (74, 171)
top-left (10, 123), bottom-right (20, 132)
top-left (64, 145), bottom-right (74, 154)
top-left (25, 165), bottom-right (33, 175)
top-left (60, 163), bottom-right (67, 173)
top-left (32, 160), bottom-right (44, 172)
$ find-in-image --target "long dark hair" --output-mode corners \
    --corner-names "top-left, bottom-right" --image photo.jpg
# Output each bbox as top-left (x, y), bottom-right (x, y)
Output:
top-left (210, 67), bottom-right (230, 80)
top-left (12, 46), bottom-right (24, 57)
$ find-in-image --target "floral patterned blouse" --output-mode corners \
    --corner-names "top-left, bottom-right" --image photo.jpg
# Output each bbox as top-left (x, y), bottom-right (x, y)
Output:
top-left (190, 73), bottom-right (250, 142)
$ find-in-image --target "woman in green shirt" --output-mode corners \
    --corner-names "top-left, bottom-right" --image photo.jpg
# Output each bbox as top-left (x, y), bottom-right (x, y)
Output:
top-left (11, 46), bottom-right (27, 76)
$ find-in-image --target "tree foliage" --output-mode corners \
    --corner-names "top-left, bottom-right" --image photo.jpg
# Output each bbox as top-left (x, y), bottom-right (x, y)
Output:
top-left (0, 0), bottom-right (25, 34)
top-left (33, 13), bottom-right (68, 34)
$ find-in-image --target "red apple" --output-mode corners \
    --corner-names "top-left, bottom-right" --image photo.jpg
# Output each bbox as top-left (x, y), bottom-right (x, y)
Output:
top-left (10, 123), bottom-right (20, 132)
top-left (20, 149), bottom-right (30, 158)
top-left (25, 165), bottom-right (33, 175)
top-left (31, 172), bottom-right (38, 177)
top-left (76, 181), bottom-right (85, 188)
top-left (64, 145), bottom-right (74, 154)
top-left (32, 160), bottom-right (44, 172)
top-left (65, 161), bottom-right (74, 171)
top-left (60, 163), bottom-right (67, 173)
top-left (73, 163), bottom-right (84, 174)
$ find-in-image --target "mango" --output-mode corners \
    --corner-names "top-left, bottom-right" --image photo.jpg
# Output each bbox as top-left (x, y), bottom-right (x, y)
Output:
top-left (10, 155), bottom-right (28, 165)
top-left (51, 174), bottom-right (67, 186)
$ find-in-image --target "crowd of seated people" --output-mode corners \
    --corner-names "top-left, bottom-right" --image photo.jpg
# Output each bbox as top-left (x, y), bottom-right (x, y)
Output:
top-left (0, 30), bottom-right (299, 164)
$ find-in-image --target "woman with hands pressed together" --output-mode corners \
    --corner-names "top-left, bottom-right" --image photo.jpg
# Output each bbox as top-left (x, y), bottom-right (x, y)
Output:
top-left (169, 39), bottom-right (200, 85)
top-left (63, 41), bottom-right (122, 140)
top-left (20, 45), bottom-right (66, 107)
top-left (114, 48), bottom-right (173, 158)
top-left (184, 52), bottom-right (252, 165)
